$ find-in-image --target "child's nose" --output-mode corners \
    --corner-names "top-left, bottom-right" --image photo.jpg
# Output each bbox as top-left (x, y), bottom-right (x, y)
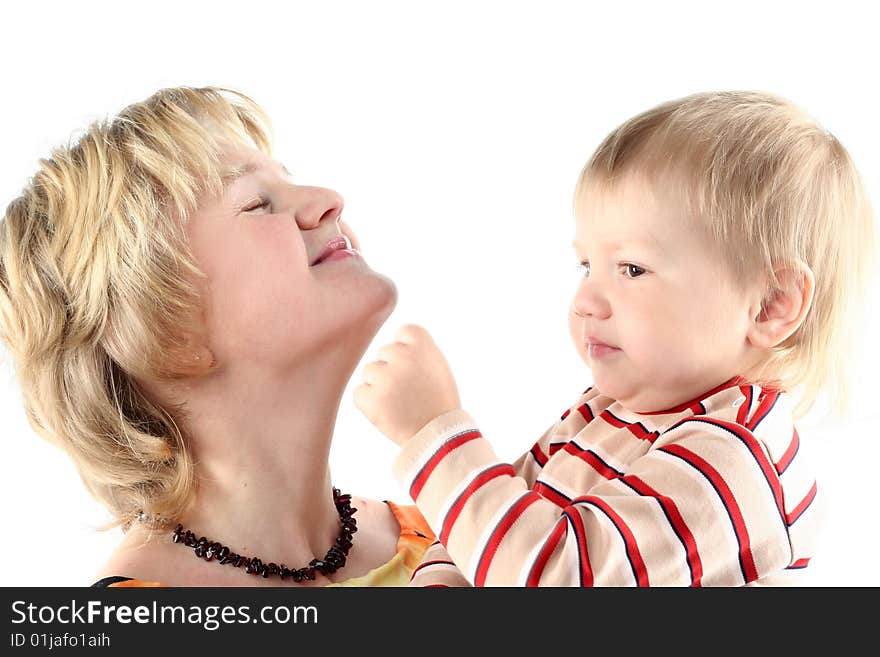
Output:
top-left (571, 279), bottom-right (611, 319)
top-left (291, 186), bottom-right (345, 230)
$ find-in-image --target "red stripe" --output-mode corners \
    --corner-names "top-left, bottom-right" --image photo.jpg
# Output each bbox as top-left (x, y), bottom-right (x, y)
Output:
top-left (786, 481), bottom-right (817, 525)
top-left (563, 508), bottom-right (594, 586)
top-left (474, 493), bottom-right (541, 586)
top-left (746, 390), bottom-right (779, 431)
top-left (561, 408), bottom-right (571, 420)
top-left (789, 557), bottom-right (811, 569)
top-left (548, 443), bottom-right (565, 456)
top-left (572, 496), bottom-right (650, 586)
top-left (775, 428), bottom-right (799, 474)
top-left (526, 519), bottom-right (567, 586)
top-left (736, 386), bottom-right (753, 425)
top-left (530, 444), bottom-right (548, 467)
top-left (694, 417), bottom-right (786, 522)
top-left (577, 402), bottom-right (595, 423)
top-left (440, 464), bottom-right (516, 544)
top-left (563, 443), bottom-right (621, 480)
top-left (534, 481), bottom-right (570, 508)
top-left (410, 559), bottom-right (457, 578)
top-left (662, 444), bottom-right (759, 583)
top-left (600, 410), bottom-right (659, 443)
top-left (622, 475), bottom-right (703, 587)
top-left (410, 430), bottom-right (482, 501)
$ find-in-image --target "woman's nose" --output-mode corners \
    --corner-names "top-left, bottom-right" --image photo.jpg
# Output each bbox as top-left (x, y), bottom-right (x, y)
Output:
top-left (571, 278), bottom-right (611, 319)
top-left (292, 186), bottom-right (345, 230)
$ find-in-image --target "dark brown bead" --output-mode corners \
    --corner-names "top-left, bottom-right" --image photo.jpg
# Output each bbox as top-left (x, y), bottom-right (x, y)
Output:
top-left (260, 565), bottom-right (270, 578)
top-left (194, 545), bottom-right (206, 558)
top-left (268, 563), bottom-right (279, 575)
top-left (244, 559), bottom-right (254, 573)
top-left (218, 546), bottom-right (229, 560)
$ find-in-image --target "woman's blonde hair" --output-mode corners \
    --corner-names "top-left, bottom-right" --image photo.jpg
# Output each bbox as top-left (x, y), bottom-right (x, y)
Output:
top-left (0, 86), bottom-right (273, 529)
top-left (576, 91), bottom-right (876, 418)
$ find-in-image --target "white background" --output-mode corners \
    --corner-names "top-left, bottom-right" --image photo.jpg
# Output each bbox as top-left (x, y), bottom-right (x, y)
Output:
top-left (1, 1), bottom-right (877, 586)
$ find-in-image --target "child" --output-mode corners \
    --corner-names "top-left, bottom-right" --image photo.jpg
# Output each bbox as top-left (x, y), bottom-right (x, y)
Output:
top-left (354, 91), bottom-right (876, 586)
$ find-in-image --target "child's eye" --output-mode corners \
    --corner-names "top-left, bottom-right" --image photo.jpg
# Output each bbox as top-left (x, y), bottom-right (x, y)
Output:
top-left (578, 261), bottom-right (591, 277)
top-left (243, 197), bottom-right (271, 213)
top-left (620, 263), bottom-right (646, 278)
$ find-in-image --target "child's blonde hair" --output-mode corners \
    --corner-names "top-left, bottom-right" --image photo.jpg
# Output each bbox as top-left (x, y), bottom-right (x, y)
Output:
top-left (576, 91), bottom-right (876, 419)
top-left (0, 86), bottom-right (273, 529)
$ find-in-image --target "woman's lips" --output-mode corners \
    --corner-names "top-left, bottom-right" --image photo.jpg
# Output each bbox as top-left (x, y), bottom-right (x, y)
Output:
top-left (320, 248), bottom-right (359, 264)
top-left (312, 235), bottom-right (360, 266)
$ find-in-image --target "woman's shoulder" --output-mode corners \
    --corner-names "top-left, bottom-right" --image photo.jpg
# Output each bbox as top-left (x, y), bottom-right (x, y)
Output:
top-left (90, 527), bottom-right (176, 587)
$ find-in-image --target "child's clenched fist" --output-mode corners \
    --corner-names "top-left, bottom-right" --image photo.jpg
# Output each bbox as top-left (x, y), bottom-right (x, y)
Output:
top-left (354, 324), bottom-right (461, 446)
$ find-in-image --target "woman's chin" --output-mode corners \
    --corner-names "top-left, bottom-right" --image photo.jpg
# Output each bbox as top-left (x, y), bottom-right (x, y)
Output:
top-left (329, 269), bottom-right (397, 336)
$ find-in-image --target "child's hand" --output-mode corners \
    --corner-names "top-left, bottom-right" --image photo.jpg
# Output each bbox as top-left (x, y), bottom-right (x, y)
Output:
top-left (354, 324), bottom-right (461, 446)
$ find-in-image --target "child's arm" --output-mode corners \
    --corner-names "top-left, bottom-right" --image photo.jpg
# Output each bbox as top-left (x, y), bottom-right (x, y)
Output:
top-left (356, 325), bottom-right (803, 585)
top-left (408, 540), bottom-right (473, 587)
top-left (404, 402), bottom-right (582, 587)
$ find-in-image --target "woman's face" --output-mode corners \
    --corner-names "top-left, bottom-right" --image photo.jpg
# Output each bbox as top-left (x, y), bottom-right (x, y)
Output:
top-left (184, 142), bottom-right (397, 372)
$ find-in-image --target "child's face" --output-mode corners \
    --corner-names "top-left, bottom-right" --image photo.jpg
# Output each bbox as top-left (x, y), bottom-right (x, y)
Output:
top-left (569, 174), bottom-right (761, 412)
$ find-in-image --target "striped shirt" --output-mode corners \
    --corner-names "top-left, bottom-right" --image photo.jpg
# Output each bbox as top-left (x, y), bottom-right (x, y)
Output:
top-left (393, 378), bottom-right (820, 587)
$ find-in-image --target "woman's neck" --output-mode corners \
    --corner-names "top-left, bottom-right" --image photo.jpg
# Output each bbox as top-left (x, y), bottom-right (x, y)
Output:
top-left (166, 353), bottom-right (353, 570)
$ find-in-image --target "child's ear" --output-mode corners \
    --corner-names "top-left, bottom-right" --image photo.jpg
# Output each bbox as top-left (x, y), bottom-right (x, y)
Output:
top-left (746, 262), bottom-right (815, 349)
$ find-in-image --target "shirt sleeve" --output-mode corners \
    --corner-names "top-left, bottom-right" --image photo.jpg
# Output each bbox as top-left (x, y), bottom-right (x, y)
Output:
top-left (402, 398), bottom-right (585, 586)
top-left (392, 410), bottom-right (795, 586)
top-left (408, 540), bottom-right (473, 587)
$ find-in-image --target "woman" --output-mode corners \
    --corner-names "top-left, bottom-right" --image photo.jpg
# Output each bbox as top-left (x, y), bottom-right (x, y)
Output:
top-left (0, 86), bottom-right (439, 587)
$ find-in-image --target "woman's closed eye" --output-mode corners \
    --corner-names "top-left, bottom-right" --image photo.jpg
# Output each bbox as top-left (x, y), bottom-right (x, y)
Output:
top-left (242, 197), bottom-right (271, 213)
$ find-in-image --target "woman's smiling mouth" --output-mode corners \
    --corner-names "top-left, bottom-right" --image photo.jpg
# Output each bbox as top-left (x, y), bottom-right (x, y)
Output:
top-left (312, 235), bottom-right (360, 266)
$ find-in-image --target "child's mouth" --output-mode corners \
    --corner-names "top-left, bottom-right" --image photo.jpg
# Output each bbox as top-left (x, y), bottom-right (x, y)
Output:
top-left (587, 339), bottom-right (621, 360)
